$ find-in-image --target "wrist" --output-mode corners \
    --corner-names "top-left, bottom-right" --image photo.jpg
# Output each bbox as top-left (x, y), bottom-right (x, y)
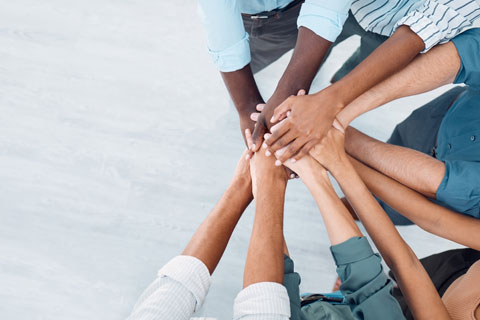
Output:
top-left (314, 85), bottom-right (345, 112)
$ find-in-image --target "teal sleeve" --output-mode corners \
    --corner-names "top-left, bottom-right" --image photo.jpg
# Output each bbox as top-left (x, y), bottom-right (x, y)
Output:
top-left (330, 237), bottom-right (405, 320)
top-left (452, 28), bottom-right (480, 88)
top-left (436, 160), bottom-right (480, 218)
top-left (283, 255), bottom-right (302, 320)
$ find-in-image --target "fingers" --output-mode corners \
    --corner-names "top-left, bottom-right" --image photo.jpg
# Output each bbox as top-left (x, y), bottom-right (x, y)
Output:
top-left (274, 138), bottom-right (308, 163)
top-left (291, 140), bottom-right (318, 162)
top-left (270, 96), bottom-right (293, 124)
top-left (297, 89), bottom-right (306, 96)
top-left (265, 119), bottom-right (290, 147)
top-left (245, 128), bottom-right (254, 160)
top-left (250, 112), bottom-right (260, 122)
top-left (251, 117), bottom-right (267, 152)
top-left (267, 130), bottom-right (298, 156)
top-left (256, 103), bottom-right (265, 112)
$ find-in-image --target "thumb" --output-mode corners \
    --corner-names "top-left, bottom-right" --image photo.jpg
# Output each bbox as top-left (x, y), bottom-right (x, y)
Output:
top-left (251, 118), bottom-right (267, 152)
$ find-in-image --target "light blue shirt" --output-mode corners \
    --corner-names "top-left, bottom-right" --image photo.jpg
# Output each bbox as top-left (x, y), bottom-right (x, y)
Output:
top-left (198, 0), bottom-right (480, 72)
top-left (197, 0), bottom-right (352, 72)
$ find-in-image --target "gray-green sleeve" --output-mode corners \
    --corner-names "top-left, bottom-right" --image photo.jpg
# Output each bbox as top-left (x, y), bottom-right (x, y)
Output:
top-left (330, 237), bottom-right (405, 320)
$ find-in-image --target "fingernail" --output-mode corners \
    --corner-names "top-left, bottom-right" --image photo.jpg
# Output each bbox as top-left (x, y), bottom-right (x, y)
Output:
top-left (290, 173), bottom-right (295, 179)
top-left (266, 150), bottom-right (271, 157)
top-left (291, 158), bottom-right (296, 163)
top-left (262, 142), bottom-right (267, 149)
top-left (270, 116), bottom-right (275, 122)
top-left (275, 160), bottom-right (282, 166)
top-left (245, 154), bottom-right (250, 160)
top-left (251, 144), bottom-right (256, 150)
top-left (287, 111), bottom-right (291, 117)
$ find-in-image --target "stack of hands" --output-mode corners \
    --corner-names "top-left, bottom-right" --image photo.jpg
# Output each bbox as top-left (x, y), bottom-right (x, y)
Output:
top-left (245, 88), bottom-right (348, 183)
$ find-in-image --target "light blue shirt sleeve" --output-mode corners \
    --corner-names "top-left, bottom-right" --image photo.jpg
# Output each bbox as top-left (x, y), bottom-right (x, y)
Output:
top-left (297, 0), bottom-right (353, 42)
top-left (451, 28), bottom-right (480, 89)
top-left (197, 0), bottom-right (250, 72)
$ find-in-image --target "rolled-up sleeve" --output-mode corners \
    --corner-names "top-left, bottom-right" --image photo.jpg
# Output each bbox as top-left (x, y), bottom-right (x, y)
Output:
top-left (233, 282), bottom-right (291, 320)
top-left (451, 28), bottom-right (480, 88)
top-left (397, 0), bottom-right (480, 52)
top-left (128, 255), bottom-right (211, 320)
top-left (436, 160), bottom-right (480, 218)
top-left (298, 0), bottom-right (353, 42)
top-left (197, 0), bottom-right (250, 72)
top-left (331, 237), bottom-right (405, 320)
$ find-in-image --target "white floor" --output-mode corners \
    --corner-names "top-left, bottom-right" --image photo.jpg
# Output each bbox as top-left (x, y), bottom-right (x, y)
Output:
top-left (0, 1), bottom-right (464, 319)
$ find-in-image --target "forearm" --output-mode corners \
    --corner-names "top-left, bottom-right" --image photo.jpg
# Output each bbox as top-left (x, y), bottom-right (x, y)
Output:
top-left (348, 155), bottom-right (480, 251)
top-left (329, 26), bottom-right (425, 110)
top-left (182, 176), bottom-right (253, 274)
top-left (263, 27), bottom-right (331, 128)
top-left (294, 158), bottom-right (361, 245)
top-left (221, 65), bottom-right (264, 123)
top-left (328, 158), bottom-right (449, 320)
top-left (244, 179), bottom-right (287, 287)
top-left (337, 42), bottom-right (461, 127)
top-left (345, 127), bottom-right (445, 199)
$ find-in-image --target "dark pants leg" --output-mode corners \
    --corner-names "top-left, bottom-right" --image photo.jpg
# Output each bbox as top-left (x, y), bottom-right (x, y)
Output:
top-left (378, 86), bottom-right (468, 225)
top-left (242, 4), bottom-right (301, 74)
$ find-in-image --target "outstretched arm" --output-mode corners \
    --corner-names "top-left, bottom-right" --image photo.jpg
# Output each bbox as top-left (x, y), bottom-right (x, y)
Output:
top-left (336, 41), bottom-right (461, 127)
top-left (346, 152), bottom-right (480, 251)
top-left (129, 151), bottom-right (253, 320)
top-left (344, 127), bottom-right (445, 199)
top-left (309, 127), bottom-right (450, 320)
top-left (283, 150), bottom-right (404, 319)
top-left (182, 151), bottom-right (253, 274)
top-left (233, 150), bottom-right (291, 320)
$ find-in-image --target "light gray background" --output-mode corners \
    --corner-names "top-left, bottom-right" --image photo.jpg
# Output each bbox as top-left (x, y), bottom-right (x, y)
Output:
top-left (0, 1), bottom-right (469, 319)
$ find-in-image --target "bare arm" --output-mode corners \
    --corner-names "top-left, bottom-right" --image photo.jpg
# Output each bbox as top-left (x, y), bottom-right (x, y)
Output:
top-left (221, 65), bottom-right (265, 143)
top-left (347, 154), bottom-right (480, 251)
top-left (309, 128), bottom-right (450, 320)
top-left (285, 156), bottom-right (361, 245)
top-left (182, 151), bottom-right (253, 274)
top-left (344, 127), bottom-right (445, 199)
top-left (243, 151), bottom-right (289, 287)
top-left (250, 27), bottom-right (332, 150)
top-left (337, 41), bottom-right (461, 127)
top-left (265, 25), bottom-right (425, 162)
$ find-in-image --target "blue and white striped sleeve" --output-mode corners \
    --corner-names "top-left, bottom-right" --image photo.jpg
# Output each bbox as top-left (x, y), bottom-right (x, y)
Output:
top-left (396, 0), bottom-right (480, 52)
top-left (197, 0), bottom-right (250, 72)
top-left (128, 256), bottom-right (211, 320)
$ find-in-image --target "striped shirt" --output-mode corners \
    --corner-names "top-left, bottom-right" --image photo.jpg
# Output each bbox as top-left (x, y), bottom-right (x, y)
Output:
top-left (199, 0), bottom-right (480, 71)
top-left (127, 255), bottom-right (290, 320)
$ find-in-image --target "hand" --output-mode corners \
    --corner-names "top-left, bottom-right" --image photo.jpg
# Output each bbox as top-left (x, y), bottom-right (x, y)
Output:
top-left (249, 147), bottom-right (289, 199)
top-left (232, 149), bottom-right (253, 186)
top-left (309, 120), bottom-right (347, 174)
top-left (265, 87), bottom-right (343, 163)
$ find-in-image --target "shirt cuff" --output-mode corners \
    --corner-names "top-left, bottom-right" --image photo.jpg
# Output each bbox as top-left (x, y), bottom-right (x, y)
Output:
top-left (158, 255), bottom-right (212, 312)
top-left (397, 11), bottom-right (442, 53)
top-left (233, 282), bottom-right (291, 319)
top-left (330, 236), bottom-right (375, 266)
top-left (208, 32), bottom-right (251, 72)
top-left (297, 2), bottom-right (350, 42)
